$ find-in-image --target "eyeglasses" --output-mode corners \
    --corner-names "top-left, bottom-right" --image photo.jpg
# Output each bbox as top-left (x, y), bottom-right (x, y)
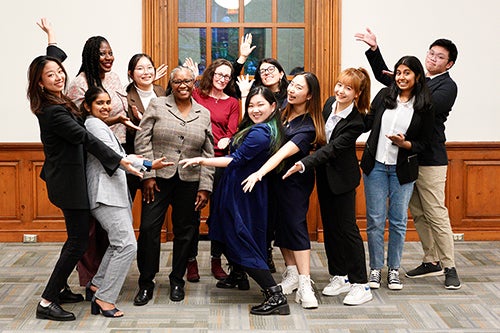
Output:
top-left (171, 79), bottom-right (194, 86)
top-left (214, 72), bottom-right (231, 81)
top-left (259, 65), bottom-right (277, 75)
top-left (427, 49), bottom-right (449, 61)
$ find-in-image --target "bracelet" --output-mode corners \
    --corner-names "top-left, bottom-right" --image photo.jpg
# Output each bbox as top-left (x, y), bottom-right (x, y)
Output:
top-left (48, 43), bottom-right (58, 45)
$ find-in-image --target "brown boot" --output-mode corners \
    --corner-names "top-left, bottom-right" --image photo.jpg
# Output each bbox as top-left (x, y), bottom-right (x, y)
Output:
top-left (186, 259), bottom-right (200, 282)
top-left (211, 258), bottom-right (228, 280)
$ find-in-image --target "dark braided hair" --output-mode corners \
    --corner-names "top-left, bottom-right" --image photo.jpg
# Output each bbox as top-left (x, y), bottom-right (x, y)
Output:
top-left (77, 36), bottom-right (110, 88)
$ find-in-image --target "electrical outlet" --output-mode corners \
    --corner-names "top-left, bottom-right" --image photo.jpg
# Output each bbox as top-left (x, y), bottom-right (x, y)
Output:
top-left (452, 233), bottom-right (464, 241)
top-left (23, 234), bottom-right (37, 243)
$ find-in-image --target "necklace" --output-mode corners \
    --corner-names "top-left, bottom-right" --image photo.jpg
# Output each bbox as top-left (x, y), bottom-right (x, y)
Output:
top-left (209, 90), bottom-right (225, 104)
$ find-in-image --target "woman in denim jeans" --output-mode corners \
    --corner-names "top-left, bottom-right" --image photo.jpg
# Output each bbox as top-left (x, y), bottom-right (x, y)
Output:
top-left (360, 56), bottom-right (433, 291)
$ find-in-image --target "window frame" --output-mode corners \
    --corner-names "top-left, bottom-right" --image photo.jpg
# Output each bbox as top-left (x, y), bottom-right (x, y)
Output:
top-left (142, 0), bottom-right (341, 99)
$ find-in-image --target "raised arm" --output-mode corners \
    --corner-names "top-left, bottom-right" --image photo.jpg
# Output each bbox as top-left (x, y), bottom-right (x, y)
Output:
top-left (355, 28), bottom-right (392, 86)
top-left (236, 33), bottom-right (256, 66)
top-left (37, 17), bottom-right (67, 62)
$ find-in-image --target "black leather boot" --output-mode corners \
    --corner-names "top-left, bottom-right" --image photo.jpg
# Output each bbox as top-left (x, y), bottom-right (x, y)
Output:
top-left (267, 247), bottom-right (276, 273)
top-left (216, 268), bottom-right (250, 290)
top-left (250, 285), bottom-right (290, 315)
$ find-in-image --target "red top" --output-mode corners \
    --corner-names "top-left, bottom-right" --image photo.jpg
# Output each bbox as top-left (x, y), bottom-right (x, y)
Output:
top-left (193, 88), bottom-right (240, 156)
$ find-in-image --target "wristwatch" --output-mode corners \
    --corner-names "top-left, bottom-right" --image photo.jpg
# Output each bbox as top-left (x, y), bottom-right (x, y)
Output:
top-left (143, 160), bottom-right (152, 172)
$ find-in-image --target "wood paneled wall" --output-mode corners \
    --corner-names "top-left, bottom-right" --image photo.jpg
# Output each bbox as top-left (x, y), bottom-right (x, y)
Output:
top-left (1, 142), bottom-right (499, 242)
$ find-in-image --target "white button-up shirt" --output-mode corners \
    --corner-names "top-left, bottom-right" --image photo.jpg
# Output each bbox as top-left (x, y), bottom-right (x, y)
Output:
top-left (375, 96), bottom-right (415, 165)
top-left (325, 101), bottom-right (353, 142)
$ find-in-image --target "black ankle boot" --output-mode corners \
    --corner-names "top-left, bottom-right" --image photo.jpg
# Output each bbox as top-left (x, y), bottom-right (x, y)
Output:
top-left (250, 285), bottom-right (290, 315)
top-left (267, 247), bottom-right (276, 273)
top-left (216, 269), bottom-right (250, 290)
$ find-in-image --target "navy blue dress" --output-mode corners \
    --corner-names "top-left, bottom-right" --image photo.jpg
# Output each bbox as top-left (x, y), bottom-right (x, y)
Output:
top-left (272, 114), bottom-right (316, 250)
top-left (208, 124), bottom-right (273, 270)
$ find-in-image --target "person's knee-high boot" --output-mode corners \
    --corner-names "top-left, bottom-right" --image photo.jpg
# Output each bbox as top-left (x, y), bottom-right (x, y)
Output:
top-left (250, 285), bottom-right (290, 315)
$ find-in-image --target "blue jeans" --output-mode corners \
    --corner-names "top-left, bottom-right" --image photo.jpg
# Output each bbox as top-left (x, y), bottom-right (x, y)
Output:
top-left (364, 161), bottom-right (415, 270)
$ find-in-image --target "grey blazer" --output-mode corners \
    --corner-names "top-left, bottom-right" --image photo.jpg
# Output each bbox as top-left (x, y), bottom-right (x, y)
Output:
top-left (134, 94), bottom-right (214, 192)
top-left (85, 116), bottom-right (131, 210)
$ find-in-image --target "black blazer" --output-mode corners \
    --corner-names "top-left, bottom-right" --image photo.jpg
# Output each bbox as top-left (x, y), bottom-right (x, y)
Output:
top-left (37, 105), bottom-right (122, 210)
top-left (301, 97), bottom-right (364, 195)
top-left (365, 47), bottom-right (457, 165)
top-left (46, 45), bottom-right (67, 62)
top-left (360, 88), bottom-right (434, 185)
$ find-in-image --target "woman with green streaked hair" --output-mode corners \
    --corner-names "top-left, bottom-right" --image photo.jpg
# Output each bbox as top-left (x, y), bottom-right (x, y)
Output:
top-left (180, 86), bottom-right (291, 316)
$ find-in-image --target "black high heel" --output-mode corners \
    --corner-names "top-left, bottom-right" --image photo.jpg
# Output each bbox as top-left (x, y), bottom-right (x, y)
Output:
top-left (85, 281), bottom-right (96, 301)
top-left (90, 297), bottom-right (123, 318)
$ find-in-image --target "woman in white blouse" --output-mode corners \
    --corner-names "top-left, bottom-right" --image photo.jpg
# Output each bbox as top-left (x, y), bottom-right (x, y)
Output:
top-left (360, 55), bottom-right (433, 291)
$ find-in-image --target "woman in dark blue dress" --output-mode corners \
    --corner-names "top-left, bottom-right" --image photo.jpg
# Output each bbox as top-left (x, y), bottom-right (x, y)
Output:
top-left (180, 86), bottom-right (290, 316)
top-left (242, 72), bottom-right (326, 309)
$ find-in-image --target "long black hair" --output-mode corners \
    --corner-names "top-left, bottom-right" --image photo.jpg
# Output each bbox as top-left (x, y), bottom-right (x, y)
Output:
top-left (77, 36), bottom-right (110, 88)
top-left (384, 55), bottom-right (431, 113)
top-left (232, 86), bottom-right (285, 156)
top-left (27, 55), bottom-right (79, 116)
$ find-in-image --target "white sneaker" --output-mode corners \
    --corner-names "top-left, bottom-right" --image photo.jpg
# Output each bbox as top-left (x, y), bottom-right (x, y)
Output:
top-left (278, 265), bottom-right (299, 295)
top-left (368, 269), bottom-right (381, 289)
top-left (295, 275), bottom-right (318, 309)
top-left (343, 283), bottom-right (373, 306)
top-left (322, 275), bottom-right (351, 296)
top-left (388, 269), bottom-right (403, 290)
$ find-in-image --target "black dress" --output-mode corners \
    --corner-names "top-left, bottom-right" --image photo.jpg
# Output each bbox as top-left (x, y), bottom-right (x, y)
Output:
top-left (272, 114), bottom-right (316, 250)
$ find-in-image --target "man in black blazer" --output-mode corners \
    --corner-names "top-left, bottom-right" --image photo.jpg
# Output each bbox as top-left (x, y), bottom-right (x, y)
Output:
top-left (355, 29), bottom-right (461, 289)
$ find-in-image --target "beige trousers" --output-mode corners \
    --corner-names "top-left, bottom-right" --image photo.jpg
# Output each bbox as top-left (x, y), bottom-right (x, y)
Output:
top-left (409, 165), bottom-right (455, 268)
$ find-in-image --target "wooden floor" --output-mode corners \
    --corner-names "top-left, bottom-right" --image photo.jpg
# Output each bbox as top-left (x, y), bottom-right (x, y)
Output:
top-left (0, 240), bottom-right (499, 332)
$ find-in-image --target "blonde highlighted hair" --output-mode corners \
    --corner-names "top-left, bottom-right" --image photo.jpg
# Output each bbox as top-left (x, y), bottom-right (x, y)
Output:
top-left (336, 67), bottom-right (371, 114)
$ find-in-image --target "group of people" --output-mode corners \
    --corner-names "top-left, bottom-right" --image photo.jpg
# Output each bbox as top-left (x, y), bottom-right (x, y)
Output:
top-left (28, 18), bottom-right (460, 322)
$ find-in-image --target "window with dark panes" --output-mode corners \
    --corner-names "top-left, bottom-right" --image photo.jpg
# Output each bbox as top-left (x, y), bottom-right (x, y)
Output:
top-left (177, 0), bottom-right (306, 76)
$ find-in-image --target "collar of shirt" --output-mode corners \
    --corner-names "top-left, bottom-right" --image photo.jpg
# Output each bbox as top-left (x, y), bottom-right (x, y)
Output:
top-left (331, 100), bottom-right (354, 119)
top-left (325, 101), bottom-right (354, 141)
top-left (427, 70), bottom-right (448, 80)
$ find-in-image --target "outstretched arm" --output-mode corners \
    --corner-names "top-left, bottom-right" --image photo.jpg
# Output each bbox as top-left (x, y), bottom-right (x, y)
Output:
top-left (242, 141), bottom-right (300, 192)
top-left (179, 156), bottom-right (233, 169)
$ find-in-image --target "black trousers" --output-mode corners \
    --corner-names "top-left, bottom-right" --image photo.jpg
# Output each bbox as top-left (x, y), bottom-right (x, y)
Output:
top-left (137, 174), bottom-right (199, 289)
top-left (42, 209), bottom-right (90, 302)
top-left (317, 176), bottom-right (368, 284)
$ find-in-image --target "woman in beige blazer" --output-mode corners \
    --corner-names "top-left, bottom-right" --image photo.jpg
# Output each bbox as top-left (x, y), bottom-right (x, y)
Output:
top-left (134, 66), bottom-right (214, 304)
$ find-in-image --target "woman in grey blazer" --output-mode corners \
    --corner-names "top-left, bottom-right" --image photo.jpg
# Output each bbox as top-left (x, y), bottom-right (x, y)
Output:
top-left (82, 87), bottom-right (170, 317)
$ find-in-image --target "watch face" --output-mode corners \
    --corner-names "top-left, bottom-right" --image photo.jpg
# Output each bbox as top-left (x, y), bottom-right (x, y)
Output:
top-left (143, 160), bottom-right (152, 170)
